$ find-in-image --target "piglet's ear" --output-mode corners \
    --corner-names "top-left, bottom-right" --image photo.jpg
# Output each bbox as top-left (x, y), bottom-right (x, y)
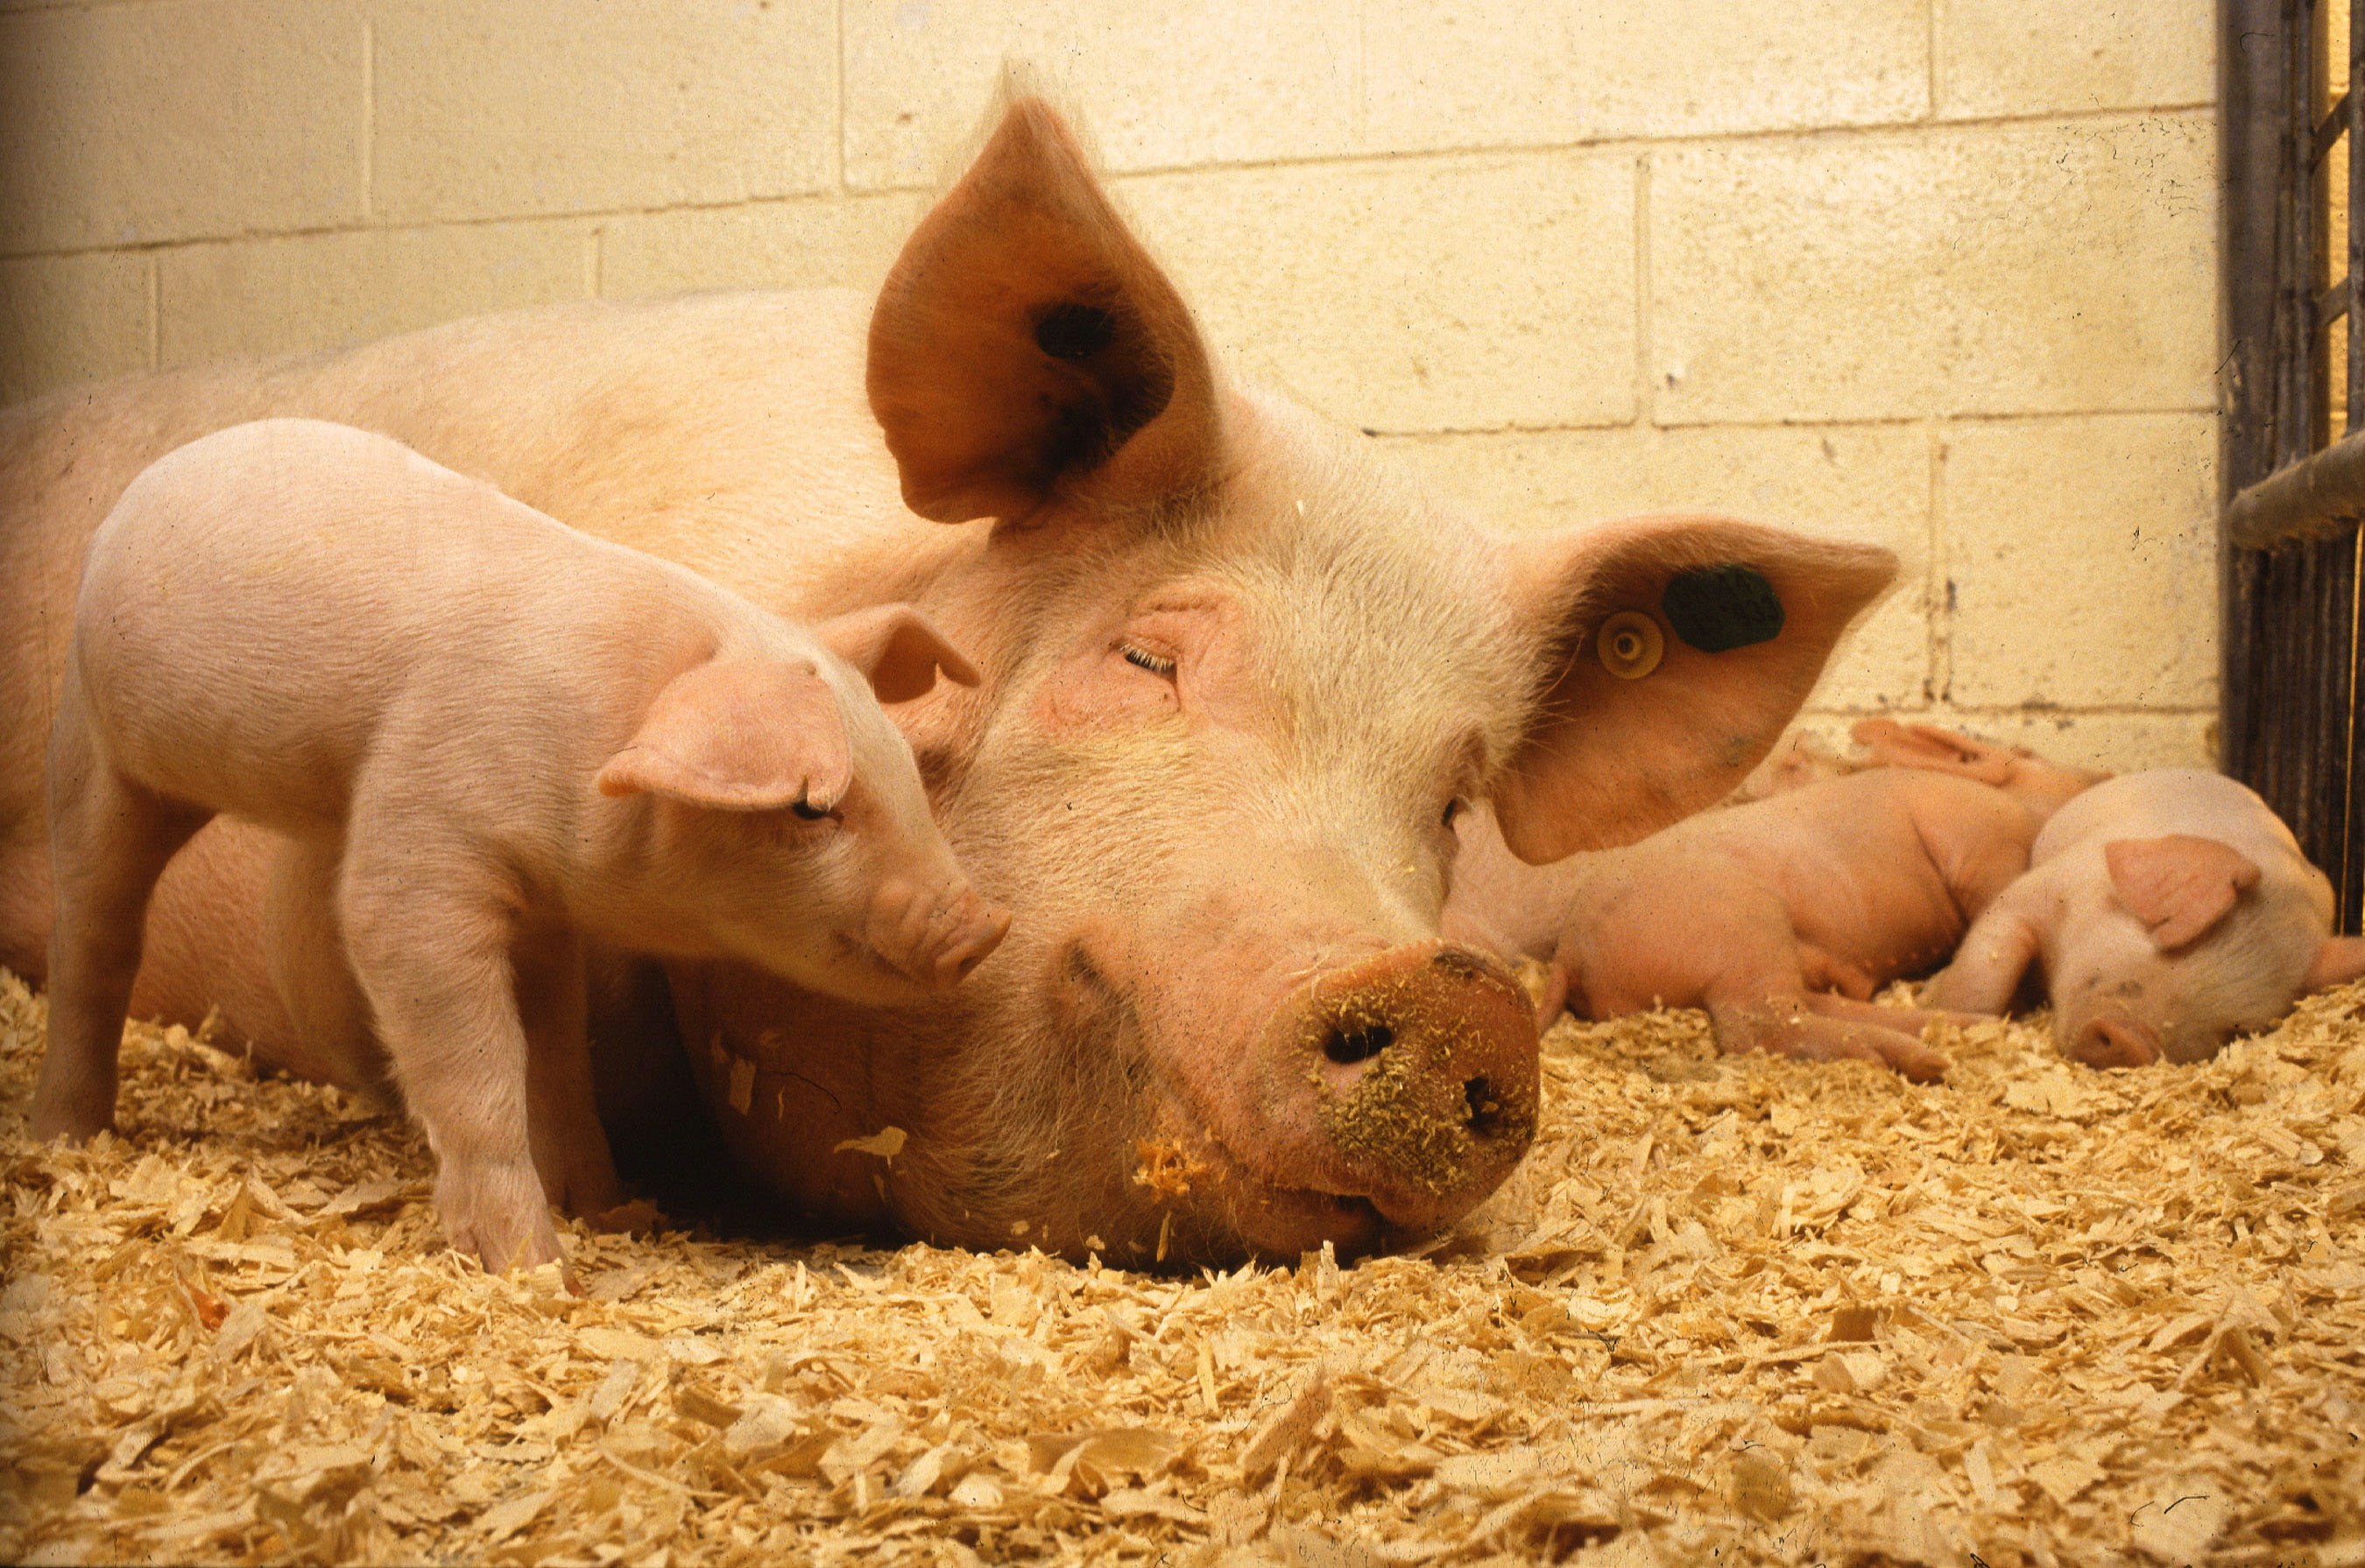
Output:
top-left (1850, 719), bottom-right (2017, 786)
top-left (1487, 514), bottom-right (1896, 863)
top-left (2105, 834), bottom-right (2261, 950)
top-left (813, 604), bottom-right (983, 704)
top-left (597, 658), bottom-right (852, 813)
top-left (867, 93), bottom-right (1222, 526)
top-left (2304, 935), bottom-right (2365, 992)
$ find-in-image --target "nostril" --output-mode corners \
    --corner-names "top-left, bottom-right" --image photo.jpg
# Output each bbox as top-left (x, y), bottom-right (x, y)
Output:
top-left (1324, 1023), bottom-right (1394, 1065)
top-left (1463, 1076), bottom-right (1501, 1136)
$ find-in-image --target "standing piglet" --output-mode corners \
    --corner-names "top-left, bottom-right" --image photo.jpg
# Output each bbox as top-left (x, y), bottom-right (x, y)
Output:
top-left (1450, 721), bottom-right (2107, 1080)
top-left (31, 417), bottom-right (1010, 1274)
top-left (1922, 768), bottom-right (2365, 1066)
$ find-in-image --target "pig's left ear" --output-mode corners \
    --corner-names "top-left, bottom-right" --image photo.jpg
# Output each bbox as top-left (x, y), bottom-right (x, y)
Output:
top-left (1487, 514), bottom-right (1896, 863)
top-left (2105, 834), bottom-right (2262, 950)
top-left (597, 658), bottom-right (854, 814)
top-left (2305, 935), bottom-right (2365, 992)
top-left (813, 604), bottom-right (984, 704)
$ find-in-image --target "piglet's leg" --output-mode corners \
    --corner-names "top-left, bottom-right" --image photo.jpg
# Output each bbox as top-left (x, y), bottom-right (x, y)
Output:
top-left (1920, 907), bottom-right (2043, 1015)
top-left (511, 923), bottom-right (626, 1226)
top-left (338, 847), bottom-right (561, 1277)
top-left (263, 834), bottom-right (396, 1103)
top-left (33, 687), bottom-right (212, 1142)
top-left (1705, 982), bottom-right (1951, 1084)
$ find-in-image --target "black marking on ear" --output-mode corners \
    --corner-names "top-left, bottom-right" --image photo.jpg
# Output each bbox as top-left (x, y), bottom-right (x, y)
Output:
top-left (1662, 564), bottom-right (1785, 653)
top-left (1035, 301), bottom-right (1118, 361)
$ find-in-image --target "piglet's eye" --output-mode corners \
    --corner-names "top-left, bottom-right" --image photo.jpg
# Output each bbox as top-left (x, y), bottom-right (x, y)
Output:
top-left (1441, 798), bottom-right (1468, 829)
top-left (789, 799), bottom-right (837, 823)
top-left (1120, 643), bottom-right (1178, 678)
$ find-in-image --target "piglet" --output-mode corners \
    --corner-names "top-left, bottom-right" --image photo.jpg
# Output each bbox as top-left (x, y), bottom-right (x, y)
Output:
top-left (31, 418), bottom-right (1011, 1275)
top-left (1451, 721), bottom-right (2107, 1080)
top-left (1922, 768), bottom-right (2365, 1067)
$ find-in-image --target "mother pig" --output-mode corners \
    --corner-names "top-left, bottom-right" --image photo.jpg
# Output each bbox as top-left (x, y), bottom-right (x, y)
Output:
top-left (0, 97), bottom-right (1892, 1266)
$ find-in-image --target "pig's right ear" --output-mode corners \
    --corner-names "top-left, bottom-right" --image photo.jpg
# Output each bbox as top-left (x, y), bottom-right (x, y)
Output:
top-left (2105, 834), bottom-right (2262, 950)
top-left (1486, 514), bottom-right (1897, 863)
top-left (1849, 719), bottom-right (2017, 786)
top-left (812, 604), bottom-right (984, 704)
top-left (866, 93), bottom-right (1224, 526)
top-left (597, 659), bottom-right (854, 814)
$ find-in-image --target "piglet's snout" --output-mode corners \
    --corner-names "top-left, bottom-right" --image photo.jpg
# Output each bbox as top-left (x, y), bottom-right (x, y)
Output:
top-left (1261, 942), bottom-right (1540, 1233)
top-left (2068, 1013), bottom-right (2160, 1070)
top-left (867, 876), bottom-right (1012, 989)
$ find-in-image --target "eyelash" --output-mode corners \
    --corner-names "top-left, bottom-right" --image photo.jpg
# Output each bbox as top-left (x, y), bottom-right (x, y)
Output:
top-left (1120, 644), bottom-right (1177, 677)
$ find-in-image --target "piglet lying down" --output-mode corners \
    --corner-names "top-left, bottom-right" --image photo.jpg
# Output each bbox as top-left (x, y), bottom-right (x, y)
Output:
top-left (1923, 768), bottom-right (2365, 1067)
top-left (32, 418), bottom-right (1010, 1275)
top-left (1451, 721), bottom-right (2106, 1081)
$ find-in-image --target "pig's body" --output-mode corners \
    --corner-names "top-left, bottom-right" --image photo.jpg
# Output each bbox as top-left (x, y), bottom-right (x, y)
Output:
top-left (1924, 769), bottom-right (2365, 1066)
top-left (34, 418), bottom-right (1005, 1271)
top-left (1448, 721), bottom-right (2107, 1078)
top-left (0, 96), bottom-right (1896, 1266)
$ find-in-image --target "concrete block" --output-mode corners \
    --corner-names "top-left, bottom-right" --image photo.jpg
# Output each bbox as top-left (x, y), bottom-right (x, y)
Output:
top-left (372, 0), bottom-right (836, 224)
top-left (1937, 0), bottom-right (2213, 117)
top-left (1940, 413), bottom-right (2218, 710)
top-left (0, 0), bottom-right (363, 253)
top-left (1650, 116), bottom-right (2217, 423)
top-left (844, 0), bottom-right (1358, 187)
top-left (600, 194), bottom-right (930, 301)
top-left (1119, 151), bottom-right (1637, 434)
top-left (1364, 0), bottom-right (1928, 152)
top-left (159, 220), bottom-right (589, 369)
top-left (0, 251), bottom-right (151, 405)
top-left (1382, 422), bottom-right (1931, 708)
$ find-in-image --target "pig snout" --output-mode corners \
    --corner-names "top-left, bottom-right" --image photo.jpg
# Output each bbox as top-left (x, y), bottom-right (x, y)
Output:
top-left (1253, 942), bottom-right (1540, 1236)
top-left (2065, 1011), bottom-right (2161, 1070)
top-left (865, 876), bottom-right (1013, 989)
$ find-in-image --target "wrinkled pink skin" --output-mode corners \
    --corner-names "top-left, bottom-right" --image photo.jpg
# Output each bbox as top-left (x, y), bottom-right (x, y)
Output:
top-left (0, 99), bottom-right (1895, 1267)
top-left (30, 419), bottom-right (1005, 1275)
top-left (1445, 720), bottom-right (2109, 1080)
top-left (1924, 768), bottom-right (2365, 1068)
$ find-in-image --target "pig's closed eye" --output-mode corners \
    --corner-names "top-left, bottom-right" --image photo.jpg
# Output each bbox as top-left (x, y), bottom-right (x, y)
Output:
top-left (789, 799), bottom-right (840, 823)
top-left (1441, 797), bottom-right (1468, 830)
top-left (1119, 643), bottom-right (1178, 679)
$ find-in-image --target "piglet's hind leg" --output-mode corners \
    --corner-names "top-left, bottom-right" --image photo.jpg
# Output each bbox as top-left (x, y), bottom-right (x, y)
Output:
top-left (33, 688), bottom-right (212, 1142)
top-left (340, 850), bottom-right (561, 1275)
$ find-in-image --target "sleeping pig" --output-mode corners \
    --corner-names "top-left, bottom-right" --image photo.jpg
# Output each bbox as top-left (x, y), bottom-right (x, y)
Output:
top-left (1447, 720), bottom-right (2108, 1080)
top-left (31, 418), bottom-right (1009, 1274)
top-left (1922, 767), bottom-right (2365, 1067)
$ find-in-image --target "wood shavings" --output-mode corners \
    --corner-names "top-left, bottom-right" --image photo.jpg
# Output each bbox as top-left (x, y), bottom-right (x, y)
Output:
top-left (5, 963), bottom-right (2365, 1564)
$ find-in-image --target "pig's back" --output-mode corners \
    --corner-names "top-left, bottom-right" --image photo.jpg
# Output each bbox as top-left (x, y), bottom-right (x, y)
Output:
top-left (73, 419), bottom-right (703, 834)
top-left (2031, 768), bottom-right (2305, 870)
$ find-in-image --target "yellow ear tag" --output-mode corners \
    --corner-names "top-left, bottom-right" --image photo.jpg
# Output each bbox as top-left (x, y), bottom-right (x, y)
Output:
top-left (1596, 611), bottom-right (1665, 680)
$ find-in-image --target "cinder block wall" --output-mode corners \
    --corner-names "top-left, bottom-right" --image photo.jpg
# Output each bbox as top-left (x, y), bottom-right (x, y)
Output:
top-left (0, 1), bottom-right (2219, 773)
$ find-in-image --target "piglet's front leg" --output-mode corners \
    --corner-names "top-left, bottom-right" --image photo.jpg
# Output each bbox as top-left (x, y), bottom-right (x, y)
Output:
top-left (512, 924), bottom-right (626, 1227)
top-left (339, 848), bottom-right (562, 1278)
top-left (1921, 904), bottom-right (2044, 1016)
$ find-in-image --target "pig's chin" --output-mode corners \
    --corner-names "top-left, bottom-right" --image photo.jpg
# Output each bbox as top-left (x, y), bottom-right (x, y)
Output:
top-left (1140, 1109), bottom-right (1398, 1261)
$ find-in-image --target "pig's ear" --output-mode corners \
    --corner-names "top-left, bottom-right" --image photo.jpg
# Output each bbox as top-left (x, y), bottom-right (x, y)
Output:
top-left (597, 659), bottom-right (853, 814)
top-left (2104, 835), bottom-right (2262, 950)
top-left (868, 95), bottom-right (1222, 526)
top-left (2305, 935), bottom-right (2365, 992)
top-left (1849, 719), bottom-right (2017, 786)
top-left (1488, 514), bottom-right (1897, 863)
top-left (813, 604), bottom-right (984, 705)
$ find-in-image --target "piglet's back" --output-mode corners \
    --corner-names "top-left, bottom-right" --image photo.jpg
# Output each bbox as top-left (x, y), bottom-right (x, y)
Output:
top-left (73, 418), bottom-right (702, 834)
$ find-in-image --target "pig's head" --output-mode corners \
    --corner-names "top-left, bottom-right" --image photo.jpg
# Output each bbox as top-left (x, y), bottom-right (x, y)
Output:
top-left (597, 604), bottom-right (1008, 1004)
top-left (2054, 832), bottom-right (2364, 1067)
top-left (1851, 719), bottom-right (2110, 817)
top-left (675, 95), bottom-right (1896, 1267)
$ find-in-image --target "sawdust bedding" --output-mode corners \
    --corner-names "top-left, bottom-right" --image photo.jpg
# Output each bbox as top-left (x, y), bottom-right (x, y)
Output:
top-left (2, 963), bottom-right (2361, 1568)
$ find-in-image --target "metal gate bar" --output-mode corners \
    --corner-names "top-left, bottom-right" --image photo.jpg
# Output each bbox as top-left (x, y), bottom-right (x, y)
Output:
top-left (2222, 0), bottom-right (2365, 934)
